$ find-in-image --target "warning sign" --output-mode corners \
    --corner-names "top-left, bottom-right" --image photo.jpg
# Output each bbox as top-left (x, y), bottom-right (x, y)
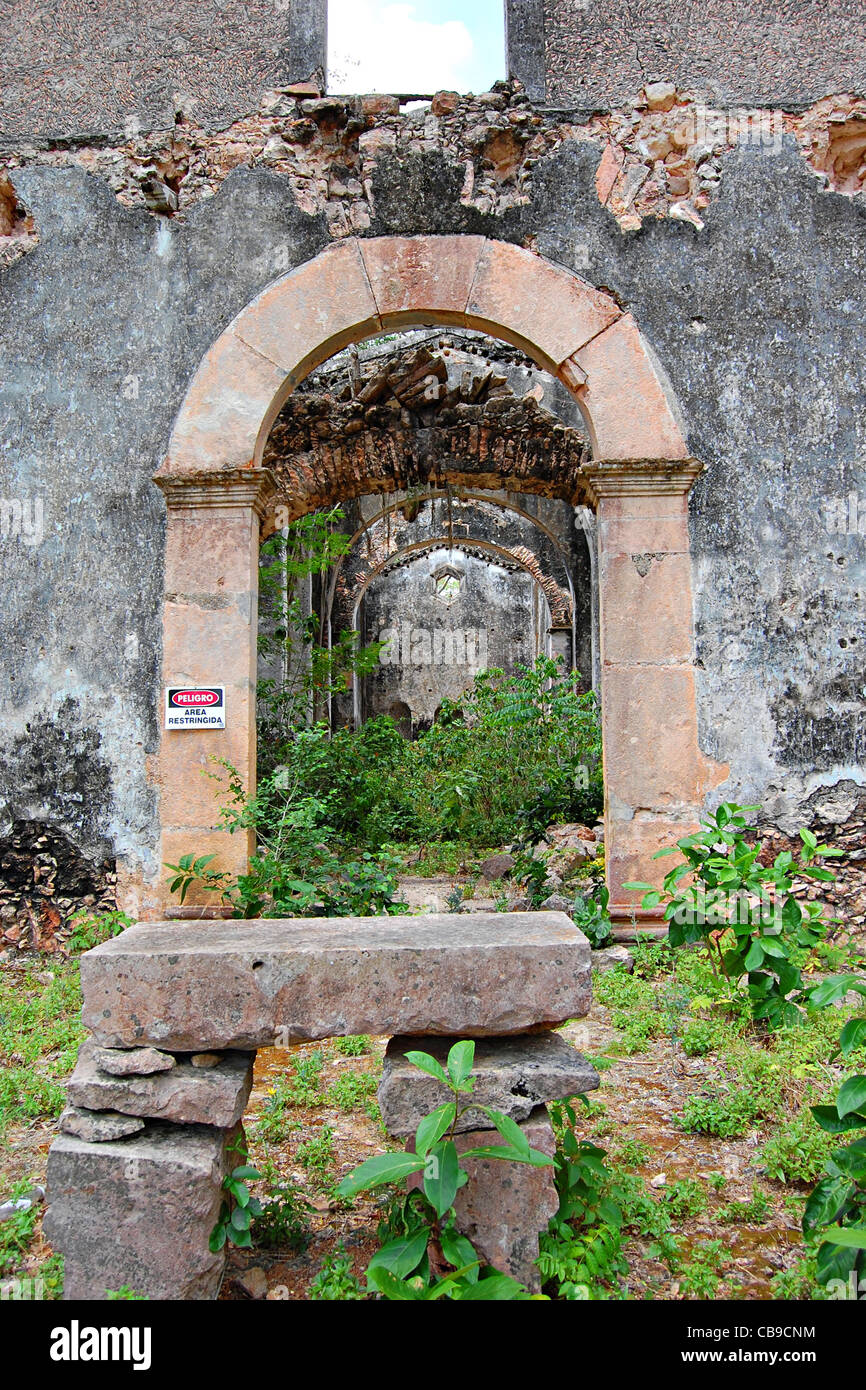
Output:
top-left (164, 687), bottom-right (226, 730)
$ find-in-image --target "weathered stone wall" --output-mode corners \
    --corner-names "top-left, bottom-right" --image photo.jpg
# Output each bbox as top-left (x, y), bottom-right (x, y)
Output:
top-left (359, 547), bottom-right (541, 727)
top-left (1, 0), bottom-right (327, 146)
top-left (0, 55), bottom-right (864, 912)
top-left (543, 0), bottom-right (866, 110)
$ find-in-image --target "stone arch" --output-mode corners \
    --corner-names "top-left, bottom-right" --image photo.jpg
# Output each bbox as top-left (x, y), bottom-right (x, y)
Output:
top-left (152, 235), bottom-right (726, 930)
top-left (347, 536), bottom-right (563, 731)
top-left (158, 235), bottom-right (688, 480)
top-left (346, 536), bottom-right (572, 628)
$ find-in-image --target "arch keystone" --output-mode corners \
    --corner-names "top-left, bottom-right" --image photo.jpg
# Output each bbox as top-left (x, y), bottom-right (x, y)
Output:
top-left (360, 235), bottom-right (485, 327)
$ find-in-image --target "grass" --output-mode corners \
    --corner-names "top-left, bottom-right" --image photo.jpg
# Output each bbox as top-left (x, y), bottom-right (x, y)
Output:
top-left (0, 961), bottom-right (84, 1148)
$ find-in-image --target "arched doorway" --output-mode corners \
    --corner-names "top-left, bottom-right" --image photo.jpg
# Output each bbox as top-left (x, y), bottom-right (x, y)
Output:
top-left (151, 235), bottom-right (726, 927)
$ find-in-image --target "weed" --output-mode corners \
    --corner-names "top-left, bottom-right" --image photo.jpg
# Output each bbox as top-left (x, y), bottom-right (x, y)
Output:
top-left (252, 1179), bottom-right (313, 1251)
top-left (297, 1126), bottom-right (337, 1191)
top-left (309, 1242), bottom-right (365, 1300)
top-left (678, 1088), bottom-right (764, 1138)
top-left (717, 1184), bottom-right (772, 1224)
top-left (770, 1255), bottom-right (827, 1300)
top-left (660, 1179), bottom-right (708, 1222)
top-left (677, 1240), bottom-right (727, 1299)
top-left (333, 1035), bottom-right (371, 1057)
top-left (761, 1111), bottom-right (838, 1184)
top-left (615, 1138), bottom-right (649, 1167)
top-left (325, 1070), bottom-right (379, 1117)
top-left (0, 1182), bottom-right (38, 1277)
top-left (67, 909), bottom-right (132, 952)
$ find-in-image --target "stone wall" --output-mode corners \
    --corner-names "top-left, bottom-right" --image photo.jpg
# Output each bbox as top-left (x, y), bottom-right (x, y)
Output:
top-left (358, 547), bottom-right (541, 728)
top-left (0, 60), bottom-right (864, 917)
top-left (543, 0), bottom-right (866, 110)
top-left (2, 0), bottom-right (327, 146)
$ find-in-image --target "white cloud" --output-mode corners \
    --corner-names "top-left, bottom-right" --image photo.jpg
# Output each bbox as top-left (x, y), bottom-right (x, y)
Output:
top-left (328, 0), bottom-right (477, 93)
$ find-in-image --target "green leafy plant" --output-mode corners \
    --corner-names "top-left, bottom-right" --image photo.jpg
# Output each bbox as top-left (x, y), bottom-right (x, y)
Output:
top-left (717, 1184), bottom-right (772, 1224)
top-left (251, 1179), bottom-right (313, 1252)
top-left (106, 1286), bottom-right (148, 1300)
top-left (573, 884), bottom-right (613, 949)
top-left (678, 1088), bottom-right (764, 1138)
top-left (624, 803), bottom-right (841, 1029)
top-left (334, 1035), bottom-right (370, 1057)
top-left (537, 1099), bottom-right (626, 1299)
top-left (164, 853), bottom-right (233, 906)
top-left (67, 908), bottom-right (133, 952)
top-left (309, 1242), bottom-right (366, 1300)
top-left (326, 1069), bottom-right (379, 1116)
top-left (677, 1240), bottom-right (727, 1299)
top-left (0, 1181), bottom-right (39, 1278)
top-left (297, 1126), bottom-right (338, 1193)
top-left (209, 1139), bottom-right (264, 1252)
top-left (761, 1110), bottom-right (837, 1184)
top-left (336, 1040), bottom-right (551, 1300)
top-left (802, 983), bottom-right (866, 1287)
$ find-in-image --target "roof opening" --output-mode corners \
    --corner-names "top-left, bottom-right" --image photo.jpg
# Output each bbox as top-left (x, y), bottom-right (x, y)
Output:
top-left (327, 0), bottom-right (506, 97)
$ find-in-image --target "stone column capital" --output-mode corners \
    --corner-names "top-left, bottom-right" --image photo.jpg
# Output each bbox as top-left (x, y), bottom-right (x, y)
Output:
top-left (582, 458), bottom-right (704, 503)
top-left (154, 468), bottom-right (278, 520)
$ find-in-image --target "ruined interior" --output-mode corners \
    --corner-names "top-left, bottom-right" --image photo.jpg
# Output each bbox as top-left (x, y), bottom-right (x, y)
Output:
top-left (2, 0), bottom-right (865, 1318)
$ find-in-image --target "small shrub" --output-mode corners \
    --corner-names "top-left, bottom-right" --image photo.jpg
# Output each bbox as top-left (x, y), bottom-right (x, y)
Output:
top-left (678, 1089), bottom-right (763, 1138)
top-left (325, 1070), bottom-right (378, 1116)
top-left (677, 1241), bottom-right (727, 1299)
top-left (252, 1179), bottom-right (313, 1251)
top-left (297, 1126), bottom-right (337, 1191)
top-left (309, 1243), bottom-right (365, 1301)
top-left (660, 1179), bottom-right (708, 1222)
top-left (761, 1111), bottom-right (838, 1185)
top-left (717, 1184), bottom-right (772, 1224)
top-left (67, 909), bottom-right (132, 952)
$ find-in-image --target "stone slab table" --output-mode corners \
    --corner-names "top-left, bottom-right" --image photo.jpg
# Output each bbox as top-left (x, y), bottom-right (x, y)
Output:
top-left (81, 912), bottom-right (591, 1051)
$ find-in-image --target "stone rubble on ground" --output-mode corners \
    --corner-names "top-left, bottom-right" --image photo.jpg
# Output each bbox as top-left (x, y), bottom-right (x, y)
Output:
top-left (592, 944), bottom-right (635, 973)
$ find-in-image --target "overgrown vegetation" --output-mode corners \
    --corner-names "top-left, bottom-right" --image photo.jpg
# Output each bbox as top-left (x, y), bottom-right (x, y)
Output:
top-left (168, 509), bottom-right (603, 915)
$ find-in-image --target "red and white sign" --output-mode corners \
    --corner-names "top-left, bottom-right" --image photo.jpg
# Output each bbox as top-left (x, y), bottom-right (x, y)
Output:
top-left (164, 686), bottom-right (225, 729)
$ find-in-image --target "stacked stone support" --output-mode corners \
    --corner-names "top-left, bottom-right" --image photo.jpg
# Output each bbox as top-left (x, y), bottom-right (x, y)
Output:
top-left (45, 912), bottom-right (593, 1299)
top-left (380, 1033), bottom-right (599, 1291)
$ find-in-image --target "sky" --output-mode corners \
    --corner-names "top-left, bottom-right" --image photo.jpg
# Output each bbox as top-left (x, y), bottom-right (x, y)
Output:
top-left (327, 0), bottom-right (506, 95)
